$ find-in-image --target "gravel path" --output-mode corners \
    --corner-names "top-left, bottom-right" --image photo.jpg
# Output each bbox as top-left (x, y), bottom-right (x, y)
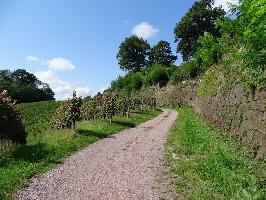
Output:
top-left (15, 109), bottom-right (177, 200)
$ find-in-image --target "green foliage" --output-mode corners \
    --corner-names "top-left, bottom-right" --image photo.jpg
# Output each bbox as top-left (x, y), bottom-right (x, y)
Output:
top-left (18, 100), bottom-right (61, 143)
top-left (81, 91), bottom-right (156, 123)
top-left (237, 0), bottom-right (266, 70)
top-left (111, 72), bottom-right (144, 94)
top-left (11, 69), bottom-right (39, 86)
top-left (145, 64), bottom-right (171, 87)
top-left (51, 92), bottom-right (82, 129)
top-left (0, 69), bottom-right (55, 103)
top-left (0, 109), bottom-right (160, 200)
top-left (0, 91), bottom-right (26, 144)
top-left (117, 35), bottom-right (150, 71)
top-left (102, 92), bottom-right (118, 123)
top-left (149, 40), bottom-right (177, 66)
top-left (170, 61), bottom-right (200, 83)
top-left (166, 107), bottom-right (266, 199)
top-left (174, 0), bottom-right (225, 61)
top-left (198, 67), bottom-right (220, 97)
top-left (117, 95), bottom-right (132, 117)
top-left (196, 33), bottom-right (220, 69)
top-left (214, 0), bottom-right (266, 90)
top-left (138, 87), bottom-right (157, 110)
top-left (171, 0), bottom-right (265, 92)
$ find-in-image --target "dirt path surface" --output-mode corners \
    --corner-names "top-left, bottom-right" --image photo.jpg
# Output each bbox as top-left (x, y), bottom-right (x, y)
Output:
top-left (15, 109), bottom-right (177, 200)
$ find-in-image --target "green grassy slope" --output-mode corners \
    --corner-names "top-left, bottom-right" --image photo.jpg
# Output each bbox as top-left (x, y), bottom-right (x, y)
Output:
top-left (18, 101), bottom-right (61, 144)
top-left (165, 107), bottom-right (265, 200)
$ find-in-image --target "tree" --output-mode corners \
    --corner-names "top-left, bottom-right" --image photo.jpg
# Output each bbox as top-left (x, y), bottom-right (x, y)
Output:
top-left (51, 91), bottom-right (82, 129)
top-left (174, 0), bottom-right (225, 61)
top-left (196, 33), bottom-right (220, 69)
top-left (11, 69), bottom-right (39, 86)
top-left (170, 61), bottom-right (199, 83)
top-left (117, 35), bottom-right (150, 71)
top-left (0, 69), bottom-right (55, 103)
top-left (145, 65), bottom-right (170, 87)
top-left (149, 40), bottom-right (177, 66)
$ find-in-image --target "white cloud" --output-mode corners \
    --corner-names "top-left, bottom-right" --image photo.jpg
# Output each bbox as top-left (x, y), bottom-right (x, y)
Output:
top-left (131, 22), bottom-right (159, 39)
top-left (27, 55), bottom-right (90, 99)
top-left (47, 57), bottom-right (75, 71)
top-left (26, 55), bottom-right (39, 61)
top-left (35, 70), bottom-right (91, 100)
top-left (214, 0), bottom-right (239, 11)
top-left (75, 86), bottom-right (91, 97)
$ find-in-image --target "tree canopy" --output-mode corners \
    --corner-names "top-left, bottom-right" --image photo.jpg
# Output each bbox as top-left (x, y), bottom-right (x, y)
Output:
top-left (149, 40), bottom-right (177, 66)
top-left (0, 69), bottom-right (55, 103)
top-left (117, 35), bottom-right (150, 72)
top-left (174, 0), bottom-right (225, 61)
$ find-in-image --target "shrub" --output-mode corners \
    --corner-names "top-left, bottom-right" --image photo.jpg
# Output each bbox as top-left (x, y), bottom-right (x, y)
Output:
top-left (0, 90), bottom-right (26, 144)
top-left (196, 33), bottom-right (220, 69)
top-left (110, 72), bottom-right (143, 94)
top-left (51, 92), bottom-right (82, 129)
top-left (145, 64), bottom-right (170, 87)
top-left (238, 0), bottom-right (266, 70)
top-left (170, 61), bottom-right (199, 83)
top-left (102, 92), bottom-right (118, 123)
top-left (117, 95), bottom-right (131, 118)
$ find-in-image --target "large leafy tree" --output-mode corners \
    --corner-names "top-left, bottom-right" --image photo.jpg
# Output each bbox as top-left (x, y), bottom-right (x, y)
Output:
top-left (174, 0), bottom-right (225, 61)
top-left (149, 40), bottom-right (177, 66)
top-left (0, 69), bottom-right (55, 103)
top-left (117, 35), bottom-right (150, 71)
top-left (11, 69), bottom-right (39, 86)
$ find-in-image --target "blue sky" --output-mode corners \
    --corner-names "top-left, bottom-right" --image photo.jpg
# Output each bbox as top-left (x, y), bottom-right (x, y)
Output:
top-left (0, 0), bottom-right (234, 99)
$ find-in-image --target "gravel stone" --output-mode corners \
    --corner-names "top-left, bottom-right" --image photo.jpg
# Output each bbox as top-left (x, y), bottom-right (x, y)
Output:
top-left (15, 109), bottom-right (177, 200)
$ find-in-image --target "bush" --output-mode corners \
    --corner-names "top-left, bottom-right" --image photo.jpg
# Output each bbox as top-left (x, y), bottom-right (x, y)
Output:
top-left (51, 92), bottom-right (82, 129)
top-left (145, 64), bottom-right (171, 87)
top-left (170, 61), bottom-right (199, 83)
top-left (238, 0), bottom-right (266, 70)
top-left (111, 72), bottom-right (144, 94)
top-left (102, 92), bottom-right (118, 123)
top-left (196, 33), bottom-right (220, 69)
top-left (0, 91), bottom-right (26, 144)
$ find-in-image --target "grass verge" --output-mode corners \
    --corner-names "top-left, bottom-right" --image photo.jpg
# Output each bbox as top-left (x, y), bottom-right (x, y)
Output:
top-left (0, 109), bottom-right (160, 200)
top-left (165, 107), bottom-right (265, 200)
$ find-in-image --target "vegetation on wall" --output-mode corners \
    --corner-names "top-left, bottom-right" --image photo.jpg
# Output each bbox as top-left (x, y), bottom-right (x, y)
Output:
top-left (113, 0), bottom-right (265, 98)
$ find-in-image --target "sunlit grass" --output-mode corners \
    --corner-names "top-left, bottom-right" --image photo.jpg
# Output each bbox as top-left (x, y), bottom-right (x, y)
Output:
top-left (165, 107), bottom-right (265, 200)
